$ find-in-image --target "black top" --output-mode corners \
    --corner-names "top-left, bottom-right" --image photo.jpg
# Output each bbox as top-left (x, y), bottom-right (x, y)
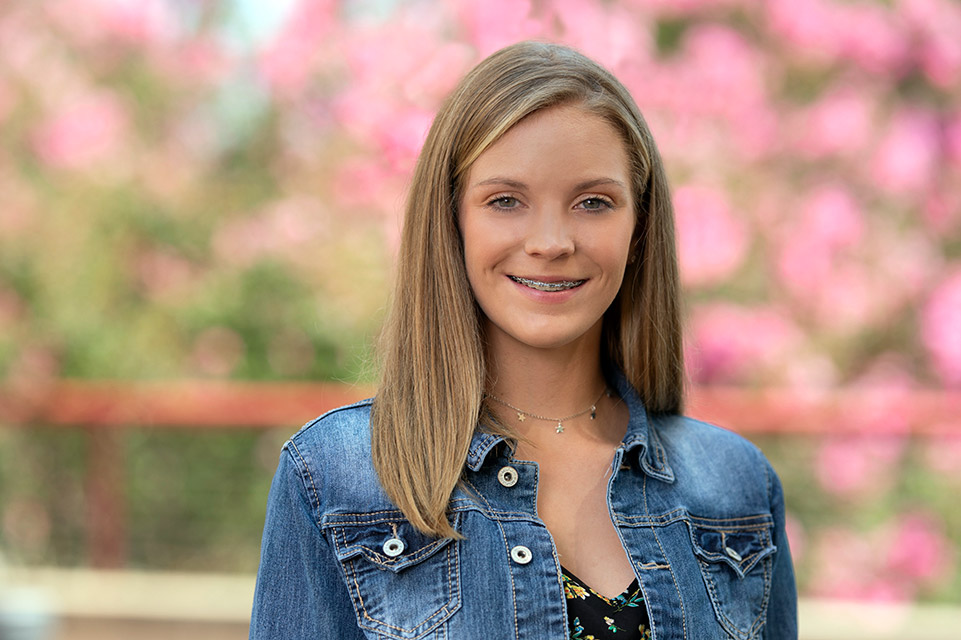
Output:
top-left (562, 567), bottom-right (652, 639)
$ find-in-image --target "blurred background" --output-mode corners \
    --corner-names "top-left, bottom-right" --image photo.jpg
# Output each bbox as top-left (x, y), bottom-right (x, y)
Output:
top-left (0, 0), bottom-right (959, 638)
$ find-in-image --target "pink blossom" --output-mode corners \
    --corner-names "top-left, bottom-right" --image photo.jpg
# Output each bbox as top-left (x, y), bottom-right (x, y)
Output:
top-left (921, 267), bottom-right (961, 386)
top-left (626, 0), bottom-right (744, 17)
top-left (794, 88), bottom-right (875, 158)
top-left (0, 175), bottom-right (37, 239)
top-left (333, 91), bottom-right (435, 172)
top-left (449, 0), bottom-right (542, 57)
top-left (549, 0), bottom-right (651, 70)
top-left (0, 287), bottom-right (24, 332)
top-left (213, 198), bottom-right (330, 268)
top-left (900, 0), bottom-right (961, 88)
top-left (674, 185), bottom-right (748, 287)
top-left (32, 92), bottom-right (129, 170)
top-left (46, 0), bottom-right (176, 47)
top-left (946, 115), bottom-right (961, 167)
top-left (765, 0), bottom-right (841, 65)
top-left (0, 78), bottom-right (13, 126)
top-left (776, 185), bottom-right (864, 297)
top-left (6, 346), bottom-right (61, 388)
top-left (922, 191), bottom-right (961, 235)
top-left (189, 327), bottom-right (245, 377)
top-left (784, 513), bottom-right (805, 565)
top-left (885, 512), bottom-right (955, 585)
top-left (806, 514), bottom-right (954, 603)
top-left (136, 248), bottom-right (198, 303)
top-left (676, 24), bottom-right (766, 119)
top-left (258, 0), bottom-right (336, 98)
top-left (814, 436), bottom-right (904, 498)
top-left (833, 3), bottom-right (908, 75)
top-left (332, 159), bottom-right (405, 212)
top-left (158, 38), bottom-right (231, 87)
top-left (801, 186), bottom-right (864, 248)
top-left (918, 25), bottom-right (961, 89)
top-left (95, 0), bottom-right (176, 45)
top-left (922, 434), bottom-right (961, 480)
top-left (870, 110), bottom-right (938, 196)
top-left (332, 27), bottom-right (474, 170)
top-left (811, 264), bottom-right (884, 332)
top-left (808, 526), bottom-right (913, 602)
top-left (686, 303), bottom-right (800, 383)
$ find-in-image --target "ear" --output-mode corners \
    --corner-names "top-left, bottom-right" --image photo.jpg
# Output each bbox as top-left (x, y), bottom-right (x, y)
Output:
top-left (626, 232), bottom-right (641, 264)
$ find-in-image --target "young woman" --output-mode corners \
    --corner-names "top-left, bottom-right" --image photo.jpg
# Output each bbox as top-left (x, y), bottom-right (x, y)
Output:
top-left (250, 41), bottom-right (797, 639)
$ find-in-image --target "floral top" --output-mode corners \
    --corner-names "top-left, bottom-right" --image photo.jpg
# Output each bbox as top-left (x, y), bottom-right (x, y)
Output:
top-left (563, 568), bottom-right (652, 640)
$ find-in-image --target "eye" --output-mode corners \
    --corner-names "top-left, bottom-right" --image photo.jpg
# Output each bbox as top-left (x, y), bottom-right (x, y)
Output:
top-left (486, 196), bottom-right (521, 210)
top-left (577, 196), bottom-right (615, 211)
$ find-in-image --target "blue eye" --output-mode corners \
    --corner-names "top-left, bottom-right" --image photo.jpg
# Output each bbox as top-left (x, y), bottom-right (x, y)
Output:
top-left (579, 197), bottom-right (613, 211)
top-left (488, 196), bottom-right (520, 209)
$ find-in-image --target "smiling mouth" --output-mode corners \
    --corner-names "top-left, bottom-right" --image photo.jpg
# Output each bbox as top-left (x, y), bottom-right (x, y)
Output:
top-left (508, 275), bottom-right (586, 292)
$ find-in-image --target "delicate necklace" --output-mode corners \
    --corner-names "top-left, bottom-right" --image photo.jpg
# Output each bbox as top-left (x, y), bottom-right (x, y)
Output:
top-left (485, 387), bottom-right (609, 434)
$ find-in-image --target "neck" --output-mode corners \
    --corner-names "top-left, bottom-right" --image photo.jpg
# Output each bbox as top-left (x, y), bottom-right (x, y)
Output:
top-left (485, 329), bottom-right (607, 421)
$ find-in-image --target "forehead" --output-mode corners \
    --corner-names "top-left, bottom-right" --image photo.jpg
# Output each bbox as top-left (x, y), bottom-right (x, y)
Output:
top-left (465, 105), bottom-right (632, 187)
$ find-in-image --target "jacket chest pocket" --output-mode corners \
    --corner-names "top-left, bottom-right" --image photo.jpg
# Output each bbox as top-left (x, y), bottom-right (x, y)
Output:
top-left (323, 512), bottom-right (461, 640)
top-left (687, 514), bottom-right (777, 640)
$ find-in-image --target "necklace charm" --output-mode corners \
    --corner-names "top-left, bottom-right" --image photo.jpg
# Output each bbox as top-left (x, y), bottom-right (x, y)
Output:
top-left (486, 388), bottom-right (608, 434)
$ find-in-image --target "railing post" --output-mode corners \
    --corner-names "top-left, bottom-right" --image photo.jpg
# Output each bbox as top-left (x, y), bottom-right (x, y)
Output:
top-left (85, 426), bottom-right (126, 568)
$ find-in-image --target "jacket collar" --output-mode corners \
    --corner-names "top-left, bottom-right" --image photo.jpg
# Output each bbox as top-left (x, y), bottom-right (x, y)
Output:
top-left (465, 369), bottom-right (675, 483)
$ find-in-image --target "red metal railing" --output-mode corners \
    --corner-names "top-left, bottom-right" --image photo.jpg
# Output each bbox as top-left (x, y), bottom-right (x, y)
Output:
top-left (1, 381), bottom-right (959, 567)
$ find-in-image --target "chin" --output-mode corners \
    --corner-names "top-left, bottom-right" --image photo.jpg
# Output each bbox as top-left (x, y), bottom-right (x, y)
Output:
top-left (508, 327), bottom-right (597, 352)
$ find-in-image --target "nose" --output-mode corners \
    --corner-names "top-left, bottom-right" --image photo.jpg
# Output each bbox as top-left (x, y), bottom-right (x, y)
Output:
top-left (524, 208), bottom-right (574, 259)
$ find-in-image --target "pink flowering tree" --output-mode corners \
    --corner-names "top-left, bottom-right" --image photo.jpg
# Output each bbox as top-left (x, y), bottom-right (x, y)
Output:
top-left (0, 0), bottom-right (959, 601)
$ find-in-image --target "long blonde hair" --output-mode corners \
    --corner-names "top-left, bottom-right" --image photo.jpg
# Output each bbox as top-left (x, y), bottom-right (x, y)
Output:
top-left (372, 41), bottom-right (684, 538)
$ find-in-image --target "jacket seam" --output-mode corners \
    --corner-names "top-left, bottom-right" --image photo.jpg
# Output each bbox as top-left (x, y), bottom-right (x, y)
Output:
top-left (287, 440), bottom-right (321, 515)
top-left (643, 472), bottom-right (688, 640)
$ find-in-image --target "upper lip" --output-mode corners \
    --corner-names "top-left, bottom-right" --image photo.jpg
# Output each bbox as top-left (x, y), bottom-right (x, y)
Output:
top-left (509, 275), bottom-right (585, 282)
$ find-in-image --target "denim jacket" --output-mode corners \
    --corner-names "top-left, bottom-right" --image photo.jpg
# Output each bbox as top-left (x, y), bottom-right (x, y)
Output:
top-left (250, 374), bottom-right (797, 639)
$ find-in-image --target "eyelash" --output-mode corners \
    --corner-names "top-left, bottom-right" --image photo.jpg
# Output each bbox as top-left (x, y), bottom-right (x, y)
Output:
top-left (577, 196), bottom-right (615, 211)
top-left (485, 195), bottom-right (521, 210)
top-left (483, 195), bottom-right (615, 211)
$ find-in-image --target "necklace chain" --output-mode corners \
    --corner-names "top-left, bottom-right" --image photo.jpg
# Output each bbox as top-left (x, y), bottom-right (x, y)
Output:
top-left (485, 387), bottom-right (608, 434)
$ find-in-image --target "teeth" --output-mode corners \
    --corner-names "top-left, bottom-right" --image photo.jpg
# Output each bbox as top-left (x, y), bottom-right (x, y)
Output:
top-left (509, 276), bottom-right (585, 292)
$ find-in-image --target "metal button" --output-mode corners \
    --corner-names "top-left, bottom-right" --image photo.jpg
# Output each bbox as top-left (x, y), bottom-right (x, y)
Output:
top-left (497, 466), bottom-right (518, 487)
top-left (510, 545), bottom-right (532, 565)
top-left (724, 546), bottom-right (742, 562)
top-left (383, 537), bottom-right (405, 557)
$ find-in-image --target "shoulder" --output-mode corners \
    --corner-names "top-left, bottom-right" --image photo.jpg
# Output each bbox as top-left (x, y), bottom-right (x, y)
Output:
top-left (281, 398), bottom-right (394, 513)
top-left (288, 397), bottom-right (374, 453)
top-left (652, 413), bottom-right (768, 467)
top-left (648, 413), bottom-right (777, 509)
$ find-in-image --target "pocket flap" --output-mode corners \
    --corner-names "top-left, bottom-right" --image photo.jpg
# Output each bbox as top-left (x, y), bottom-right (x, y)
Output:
top-left (323, 511), bottom-right (457, 574)
top-left (688, 514), bottom-right (777, 579)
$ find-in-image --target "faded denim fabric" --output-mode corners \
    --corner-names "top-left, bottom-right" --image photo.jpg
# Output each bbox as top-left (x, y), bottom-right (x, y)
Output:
top-left (250, 374), bottom-right (797, 639)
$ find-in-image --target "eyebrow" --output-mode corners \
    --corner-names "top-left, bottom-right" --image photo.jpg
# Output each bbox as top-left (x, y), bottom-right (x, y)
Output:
top-left (472, 177), bottom-right (628, 191)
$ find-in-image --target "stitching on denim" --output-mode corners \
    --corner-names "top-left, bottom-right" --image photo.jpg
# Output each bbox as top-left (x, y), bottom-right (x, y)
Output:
top-left (643, 473), bottom-right (688, 639)
top-left (344, 546), bottom-right (454, 638)
top-left (636, 562), bottom-right (671, 570)
top-left (696, 526), bottom-right (775, 639)
top-left (287, 441), bottom-right (321, 513)
top-left (620, 509), bottom-right (774, 528)
top-left (464, 476), bottom-right (519, 637)
top-left (619, 509), bottom-right (774, 530)
top-left (338, 529), bottom-right (458, 638)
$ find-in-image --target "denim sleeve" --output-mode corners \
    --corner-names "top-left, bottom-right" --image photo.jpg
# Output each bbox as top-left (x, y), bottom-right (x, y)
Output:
top-left (762, 461), bottom-right (798, 639)
top-left (249, 444), bottom-right (364, 639)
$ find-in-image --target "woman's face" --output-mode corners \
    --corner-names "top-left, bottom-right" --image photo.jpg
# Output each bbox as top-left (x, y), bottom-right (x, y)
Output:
top-left (459, 104), bottom-right (636, 354)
